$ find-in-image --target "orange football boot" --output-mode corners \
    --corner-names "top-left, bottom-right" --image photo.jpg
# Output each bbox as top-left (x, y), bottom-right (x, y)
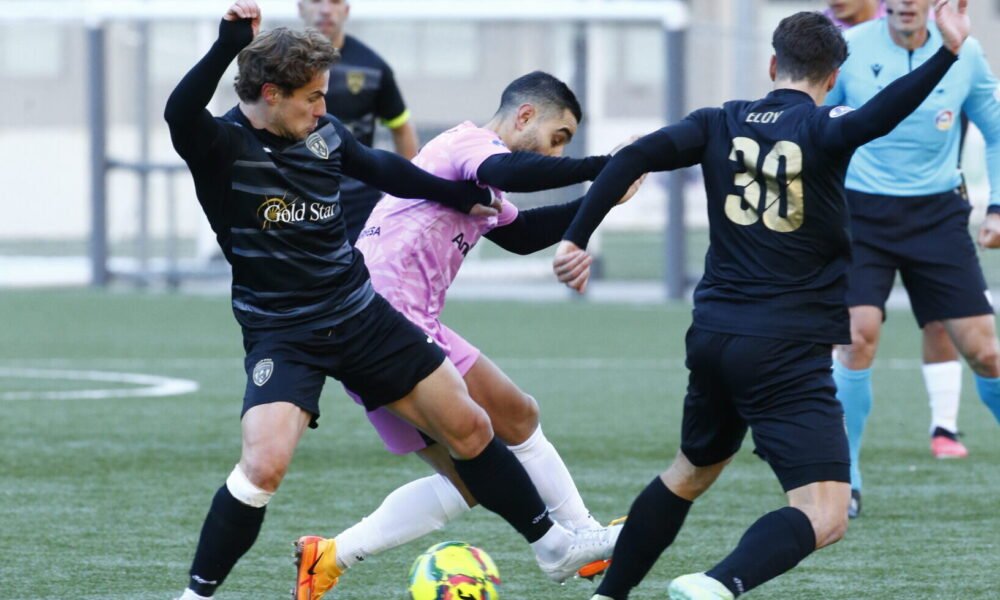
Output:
top-left (293, 536), bottom-right (342, 600)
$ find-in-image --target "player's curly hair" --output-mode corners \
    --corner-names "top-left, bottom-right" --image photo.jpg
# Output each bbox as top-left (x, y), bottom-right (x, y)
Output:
top-left (772, 12), bottom-right (848, 84)
top-left (234, 27), bottom-right (339, 102)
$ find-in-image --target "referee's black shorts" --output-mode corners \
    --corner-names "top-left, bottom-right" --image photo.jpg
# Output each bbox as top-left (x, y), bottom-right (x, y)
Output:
top-left (845, 188), bottom-right (994, 327)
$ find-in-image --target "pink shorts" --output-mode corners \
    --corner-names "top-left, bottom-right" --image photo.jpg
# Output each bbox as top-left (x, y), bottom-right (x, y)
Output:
top-left (345, 322), bottom-right (480, 455)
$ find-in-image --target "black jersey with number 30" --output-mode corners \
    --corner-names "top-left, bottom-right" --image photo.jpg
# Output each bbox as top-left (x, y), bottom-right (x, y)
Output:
top-left (562, 47), bottom-right (959, 345)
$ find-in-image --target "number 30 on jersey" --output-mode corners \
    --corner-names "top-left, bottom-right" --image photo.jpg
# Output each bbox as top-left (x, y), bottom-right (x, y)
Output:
top-left (725, 137), bottom-right (804, 233)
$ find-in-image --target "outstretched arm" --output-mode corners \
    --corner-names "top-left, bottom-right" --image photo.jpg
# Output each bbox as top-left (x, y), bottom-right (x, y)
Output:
top-left (163, 2), bottom-right (259, 160)
top-left (476, 153), bottom-right (610, 193)
top-left (340, 131), bottom-right (499, 216)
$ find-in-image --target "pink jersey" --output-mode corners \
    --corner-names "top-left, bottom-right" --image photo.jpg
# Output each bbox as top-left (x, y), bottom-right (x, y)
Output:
top-left (355, 122), bottom-right (519, 349)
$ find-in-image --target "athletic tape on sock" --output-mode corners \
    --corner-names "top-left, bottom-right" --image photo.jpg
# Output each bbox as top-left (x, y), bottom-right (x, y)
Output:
top-left (225, 464), bottom-right (273, 508)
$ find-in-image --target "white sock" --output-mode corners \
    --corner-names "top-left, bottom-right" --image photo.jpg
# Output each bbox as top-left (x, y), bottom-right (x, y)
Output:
top-left (177, 590), bottom-right (212, 600)
top-left (923, 361), bottom-right (962, 434)
top-left (334, 474), bottom-right (470, 570)
top-left (530, 520), bottom-right (573, 564)
top-left (509, 426), bottom-right (598, 530)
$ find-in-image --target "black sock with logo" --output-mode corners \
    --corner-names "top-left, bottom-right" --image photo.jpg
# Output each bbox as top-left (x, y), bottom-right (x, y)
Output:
top-left (596, 477), bottom-right (693, 599)
top-left (188, 484), bottom-right (267, 596)
top-left (453, 436), bottom-right (553, 543)
top-left (705, 506), bottom-right (816, 597)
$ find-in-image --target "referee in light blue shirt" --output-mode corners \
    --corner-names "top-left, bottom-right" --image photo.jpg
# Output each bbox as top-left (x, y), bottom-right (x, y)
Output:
top-left (827, 0), bottom-right (1000, 519)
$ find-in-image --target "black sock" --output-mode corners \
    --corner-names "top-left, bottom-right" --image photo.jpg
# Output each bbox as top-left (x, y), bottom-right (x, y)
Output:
top-left (453, 437), bottom-right (552, 543)
top-left (705, 506), bottom-right (816, 597)
top-left (596, 477), bottom-right (692, 600)
top-left (188, 484), bottom-right (267, 596)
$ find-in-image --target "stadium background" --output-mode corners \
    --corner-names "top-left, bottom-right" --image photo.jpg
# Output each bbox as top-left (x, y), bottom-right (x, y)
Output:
top-left (2, 1), bottom-right (999, 598)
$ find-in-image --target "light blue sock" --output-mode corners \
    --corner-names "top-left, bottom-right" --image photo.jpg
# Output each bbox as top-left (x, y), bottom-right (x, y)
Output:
top-left (974, 374), bottom-right (1000, 424)
top-left (833, 361), bottom-right (872, 491)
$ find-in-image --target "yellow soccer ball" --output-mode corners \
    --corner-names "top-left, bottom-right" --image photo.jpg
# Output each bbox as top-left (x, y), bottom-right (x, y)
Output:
top-left (407, 541), bottom-right (501, 600)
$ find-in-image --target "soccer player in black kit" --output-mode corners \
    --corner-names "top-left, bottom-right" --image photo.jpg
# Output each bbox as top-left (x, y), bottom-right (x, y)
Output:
top-left (298, 0), bottom-right (420, 244)
top-left (551, 3), bottom-right (971, 599)
top-left (164, 3), bottom-right (616, 599)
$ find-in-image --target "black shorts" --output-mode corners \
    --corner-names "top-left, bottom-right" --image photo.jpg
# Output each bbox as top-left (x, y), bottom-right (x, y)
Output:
top-left (241, 294), bottom-right (446, 428)
top-left (845, 189), bottom-right (993, 327)
top-left (680, 326), bottom-right (850, 492)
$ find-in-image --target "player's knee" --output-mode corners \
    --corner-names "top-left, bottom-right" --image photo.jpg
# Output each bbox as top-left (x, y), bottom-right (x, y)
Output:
top-left (508, 393), bottom-right (540, 442)
top-left (815, 509), bottom-right (848, 548)
top-left (967, 341), bottom-right (1000, 377)
top-left (240, 451), bottom-right (291, 493)
top-left (443, 402), bottom-right (494, 459)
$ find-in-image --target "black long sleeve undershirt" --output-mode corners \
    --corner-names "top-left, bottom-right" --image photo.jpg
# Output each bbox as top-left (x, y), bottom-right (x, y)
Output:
top-left (163, 19), bottom-right (251, 162)
top-left (476, 152), bottom-right (610, 193)
top-left (562, 46), bottom-right (960, 249)
top-left (485, 197), bottom-right (584, 255)
top-left (342, 141), bottom-right (491, 213)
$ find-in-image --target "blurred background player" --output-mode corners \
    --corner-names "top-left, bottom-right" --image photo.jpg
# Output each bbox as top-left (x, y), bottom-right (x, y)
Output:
top-left (553, 4), bottom-right (970, 598)
top-left (296, 71), bottom-right (640, 599)
top-left (825, 0), bottom-right (970, 465)
top-left (828, 0), bottom-right (1000, 518)
top-left (298, 0), bottom-right (419, 244)
top-left (825, 0), bottom-right (887, 28)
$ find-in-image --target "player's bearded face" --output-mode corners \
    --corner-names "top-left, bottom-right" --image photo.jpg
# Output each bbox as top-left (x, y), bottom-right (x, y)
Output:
top-left (886, 0), bottom-right (931, 34)
top-left (511, 108), bottom-right (577, 157)
top-left (271, 71), bottom-right (329, 141)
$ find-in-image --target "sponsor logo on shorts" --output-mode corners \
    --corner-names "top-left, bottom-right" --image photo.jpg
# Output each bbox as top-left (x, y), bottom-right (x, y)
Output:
top-left (986, 290), bottom-right (994, 308)
top-left (829, 106), bottom-right (854, 118)
top-left (253, 359), bottom-right (274, 387)
top-left (306, 132), bottom-right (330, 159)
top-left (935, 109), bottom-right (954, 131)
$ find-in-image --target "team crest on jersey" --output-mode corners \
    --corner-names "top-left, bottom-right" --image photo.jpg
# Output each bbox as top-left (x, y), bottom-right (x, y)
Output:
top-left (829, 106), bottom-right (854, 118)
top-left (306, 132), bottom-right (330, 159)
top-left (935, 109), bottom-right (954, 131)
top-left (346, 71), bottom-right (366, 94)
top-left (870, 63), bottom-right (883, 78)
top-left (252, 359), bottom-right (274, 387)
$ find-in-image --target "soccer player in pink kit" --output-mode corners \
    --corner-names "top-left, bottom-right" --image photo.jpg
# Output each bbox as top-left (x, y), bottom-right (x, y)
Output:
top-left (295, 72), bottom-right (643, 598)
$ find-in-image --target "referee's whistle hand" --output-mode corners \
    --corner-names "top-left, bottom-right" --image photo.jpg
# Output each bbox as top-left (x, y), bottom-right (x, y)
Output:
top-left (553, 241), bottom-right (592, 294)
top-left (978, 213), bottom-right (1000, 249)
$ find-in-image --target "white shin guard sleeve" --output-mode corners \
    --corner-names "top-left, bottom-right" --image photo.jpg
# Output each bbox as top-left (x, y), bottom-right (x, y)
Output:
top-left (508, 426), bottom-right (595, 530)
top-left (334, 474), bottom-right (471, 569)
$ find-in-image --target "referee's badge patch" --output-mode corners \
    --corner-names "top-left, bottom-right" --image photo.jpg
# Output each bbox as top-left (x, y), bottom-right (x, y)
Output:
top-left (306, 133), bottom-right (330, 160)
top-left (935, 109), bottom-right (954, 131)
top-left (252, 359), bottom-right (274, 387)
top-left (829, 106), bottom-right (854, 118)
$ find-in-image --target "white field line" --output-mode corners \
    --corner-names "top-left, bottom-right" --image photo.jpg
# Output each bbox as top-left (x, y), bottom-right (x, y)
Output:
top-left (0, 367), bottom-right (199, 401)
top-left (0, 357), bottom-right (927, 371)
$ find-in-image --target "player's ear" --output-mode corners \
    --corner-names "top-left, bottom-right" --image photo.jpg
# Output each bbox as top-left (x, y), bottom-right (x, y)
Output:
top-left (768, 55), bottom-right (778, 82)
top-left (261, 83), bottom-right (282, 106)
top-left (515, 103), bottom-right (535, 131)
top-left (827, 68), bottom-right (840, 92)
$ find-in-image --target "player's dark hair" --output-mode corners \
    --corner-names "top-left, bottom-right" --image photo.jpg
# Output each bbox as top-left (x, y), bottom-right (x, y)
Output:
top-left (772, 12), bottom-right (848, 84)
top-left (496, 71), bottom-right (583, 124)
top-left (235, 27), bottom-right (339, 102)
